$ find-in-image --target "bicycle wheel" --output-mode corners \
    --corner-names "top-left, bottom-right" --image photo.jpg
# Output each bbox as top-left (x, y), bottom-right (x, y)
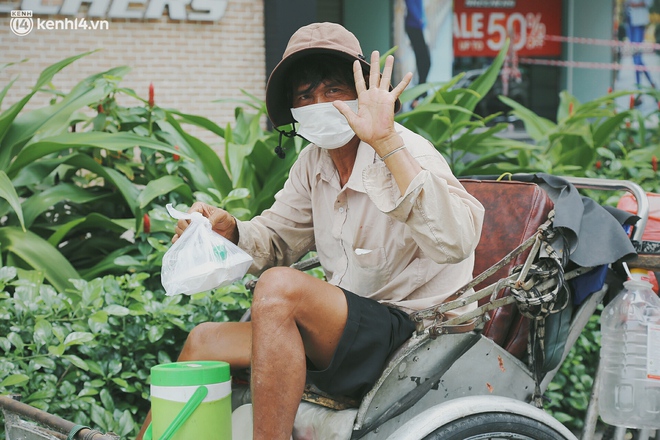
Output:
top-left (422, 412), bottom-right (574, 440)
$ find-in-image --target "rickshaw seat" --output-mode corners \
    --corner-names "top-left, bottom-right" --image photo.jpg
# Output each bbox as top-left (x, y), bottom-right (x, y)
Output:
top-left (459, 179), bottom-right (554, 359)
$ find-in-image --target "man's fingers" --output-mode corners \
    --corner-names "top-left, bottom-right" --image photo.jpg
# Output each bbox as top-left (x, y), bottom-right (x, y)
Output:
top-left (353, 60), bottom-right (367, 93)
top-left (380, 55), bottom-right (394, 90)
top-left (333, 100), bottom-right (357, 127)
top-left (369, 51), bottom-right (380, 88)
top-left (392, 71), bottom-right (413, 98)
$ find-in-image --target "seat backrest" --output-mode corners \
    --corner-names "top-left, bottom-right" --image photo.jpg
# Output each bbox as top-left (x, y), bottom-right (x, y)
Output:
top-left (460, 179), bottom-right (554, 359)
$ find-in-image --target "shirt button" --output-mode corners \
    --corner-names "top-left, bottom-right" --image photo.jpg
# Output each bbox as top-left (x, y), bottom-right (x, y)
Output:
top-left (339, 207), bottom-right (345, 213)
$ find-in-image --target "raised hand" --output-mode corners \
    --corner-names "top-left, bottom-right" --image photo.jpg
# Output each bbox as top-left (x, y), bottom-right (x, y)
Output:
top-left (334, 50), bottom-right (413, 157)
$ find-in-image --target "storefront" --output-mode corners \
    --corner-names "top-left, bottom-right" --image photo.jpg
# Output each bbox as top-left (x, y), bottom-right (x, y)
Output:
top-left (1, 0), bottom-right (628, 134)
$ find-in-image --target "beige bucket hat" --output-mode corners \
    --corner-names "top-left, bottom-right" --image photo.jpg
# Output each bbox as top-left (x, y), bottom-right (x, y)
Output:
top-left (266, 22), bottom-right (401, 128)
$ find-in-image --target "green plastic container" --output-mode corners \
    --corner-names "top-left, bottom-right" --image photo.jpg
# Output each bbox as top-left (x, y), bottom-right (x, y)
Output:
top-left (150, 361), bottom-right (232, 440)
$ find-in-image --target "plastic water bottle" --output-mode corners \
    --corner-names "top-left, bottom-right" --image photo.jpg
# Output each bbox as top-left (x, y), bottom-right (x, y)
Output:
top-left (598, 269), bottom-right (660, 429)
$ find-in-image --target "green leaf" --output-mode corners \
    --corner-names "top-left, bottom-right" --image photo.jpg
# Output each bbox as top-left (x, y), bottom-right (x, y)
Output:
top-left (104, 304), bottom-right (130, 316)
top-left (0, 373), bottom-right (29, 387)
top-left (0, 227), bottom-right (79, 292)
top-left (63, 331), bottom-right (95, 346)
top-left (499, 95), bottom-right (556, 141)
top-left (47, 213), bottom-right (132, 247)
top-left (137, 175), bottom-right (193, 209)
top-left (117, 409), bottom-right (136, 437)
top-left (48, 344), bottom-right (65, 357)
top-left (64, 354), bottom-right (90, 371)
top-left (1, 64), bottom-right (126, 176)
top-left (452, 40), bottom-right (509, 122)
top-left (0, 51), bottom-right (96, 153)
top-left (89, 310), bottom-right (108, 324)
top-left (164, 113), bottom-right (232, 195)
top-left (22, 183), bottom-right (109, 228)
top-left (33, 319), bottom-right (53, 347)
top-left (0, 170), bottom-right (26, 231)
top-left (168, 110), bottom-right (226, 138)
top-left (100, 388), bottom-right (115, 412)
top-left (148, 325), bottom-right (165, 343)
top-left (7, 332), bottom-right (24, 351)
top-left (8, 132), bottom-right (185, 177)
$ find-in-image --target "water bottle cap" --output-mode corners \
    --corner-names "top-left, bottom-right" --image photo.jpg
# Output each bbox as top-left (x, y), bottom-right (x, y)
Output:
top-left (630, 268), bottom-right (652, 283)
top-left (151, 361), bottom-right (230, 387)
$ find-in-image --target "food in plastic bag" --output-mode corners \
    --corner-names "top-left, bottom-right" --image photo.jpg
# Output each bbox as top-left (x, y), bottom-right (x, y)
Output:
top-left (161, 204), bottom-right (253, 296)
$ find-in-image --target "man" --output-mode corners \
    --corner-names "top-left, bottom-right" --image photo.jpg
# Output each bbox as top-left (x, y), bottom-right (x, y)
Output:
top-left (404, 0), bottom-right (431, 86)
top-left (139, 22), bottom-right (484, 440)
top-left (624, 0), bottom-right (656, 101)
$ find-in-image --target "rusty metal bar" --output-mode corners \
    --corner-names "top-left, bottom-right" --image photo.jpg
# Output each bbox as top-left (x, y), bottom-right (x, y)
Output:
top-left (0, 395), bottom-right (119, 440)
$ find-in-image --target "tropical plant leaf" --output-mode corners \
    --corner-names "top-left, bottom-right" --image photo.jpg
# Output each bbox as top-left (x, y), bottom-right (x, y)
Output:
top-left (167, 110), bottom-right (226, 138)
top-left (0, 170), bottom-right (26, 231)
top-left (499, 95), bottom-right (556, 141)
top-left (137, 176), bottom-right (193, 209)
top-left (22, 184), bottom-right (110, 228)
top-left (0, 227), bottom-right (79, 291)
top-left (46, 214), bottom-right (133, 247)
top-left (452, 39), bottom-right (509, 121)
top-left (8, 132), bottom-right (183, 176)
top-left (164, 113), bottom-right (232, 195)
top-left (0, 51), bottom-right (97, 163)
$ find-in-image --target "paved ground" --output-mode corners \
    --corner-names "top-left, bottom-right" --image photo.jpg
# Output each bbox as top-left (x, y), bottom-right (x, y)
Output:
top-left (613, 49), bottom-right (660, 117)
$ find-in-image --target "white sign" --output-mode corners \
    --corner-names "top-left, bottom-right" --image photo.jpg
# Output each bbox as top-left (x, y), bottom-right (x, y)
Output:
top-left (10, 9), bottom-right (110, 35)
top-left (0, 0), bottom-right (227, 22)
top-left (10, 10), bottom-right (33, 36)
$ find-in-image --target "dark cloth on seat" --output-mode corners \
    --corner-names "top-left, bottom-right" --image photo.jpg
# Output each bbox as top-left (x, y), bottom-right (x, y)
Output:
top-left (484, 173), bottom-right (637, 267)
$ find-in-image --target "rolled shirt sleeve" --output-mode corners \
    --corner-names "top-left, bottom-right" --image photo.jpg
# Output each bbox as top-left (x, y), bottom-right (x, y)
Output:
top-left (362, 131), bottom-right (484, 264)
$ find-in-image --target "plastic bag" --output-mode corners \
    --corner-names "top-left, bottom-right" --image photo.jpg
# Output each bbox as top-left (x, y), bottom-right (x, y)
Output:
top-left (161, 204), bottom-right (253, 296)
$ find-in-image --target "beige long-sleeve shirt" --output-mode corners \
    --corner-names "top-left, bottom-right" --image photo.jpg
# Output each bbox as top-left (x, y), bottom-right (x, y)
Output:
top-left (236, 123), bottom-right (484, 314)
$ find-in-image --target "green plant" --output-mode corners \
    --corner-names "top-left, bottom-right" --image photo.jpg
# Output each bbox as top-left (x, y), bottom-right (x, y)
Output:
top-left (545, 307), bottom-right (602, 432)
top-left (0, 266), bottom-right (252, 439)
top-left (0, 54), bottom-right (302, 291)
top-left (396, 41), bottom-right (541, 177)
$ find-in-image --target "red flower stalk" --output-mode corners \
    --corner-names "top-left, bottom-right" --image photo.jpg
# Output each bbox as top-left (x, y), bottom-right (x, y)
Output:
top-left (568, 102), bottom-right (574, 116)
top-left (98, 104), bottom-right (104, 113)
top-left (595, 160), bottom-right (602, 170)
top-left (626, 121), bottom-right (631, 129)
top-left (148, 82), bottom-right (155, 108)
top-left (630, 94), bottom-right (635, 110)
top-left (608, 86), bottom-right (613, 94)
top-left (653, 156), bottom-right (658, 172)
top-left (173, 145), bottom-right (180, 162)
top-left (143, 213), bottom-right (151, 234)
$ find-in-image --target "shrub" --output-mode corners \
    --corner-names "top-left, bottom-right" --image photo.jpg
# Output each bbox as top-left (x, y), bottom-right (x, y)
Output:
top-left (0, 54), bottom-right (303, 293)
top-left (0, 266), bottom-right (252, 438)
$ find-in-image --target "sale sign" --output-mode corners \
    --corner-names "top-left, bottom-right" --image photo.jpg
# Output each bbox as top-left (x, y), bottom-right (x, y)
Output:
top-left (453, 0), bottom-right (562, 57)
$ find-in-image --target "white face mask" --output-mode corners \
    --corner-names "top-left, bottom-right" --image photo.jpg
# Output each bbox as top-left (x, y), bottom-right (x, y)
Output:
top-left (290, 100), bottom-right (358, 149)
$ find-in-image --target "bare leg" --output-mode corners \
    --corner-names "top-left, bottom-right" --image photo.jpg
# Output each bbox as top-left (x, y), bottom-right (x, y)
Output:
top-left (137, 266), bottom-right (347, 440)
top-left (250, 267), bottom-right (348, 440)
top-left (135, 322), bottom-right (252, 439)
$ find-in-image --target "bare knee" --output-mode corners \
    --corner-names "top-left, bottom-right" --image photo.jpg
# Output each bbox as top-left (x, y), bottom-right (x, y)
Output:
top-left (179, 321), bottom-right (251, 368)
top-left (180, 322), bottom-right (219, 361)
top-left (252, 267), bottom-right (301, 319)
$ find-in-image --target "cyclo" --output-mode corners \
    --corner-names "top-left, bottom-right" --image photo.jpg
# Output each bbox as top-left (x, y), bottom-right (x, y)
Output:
top-left (2, 175), bottom-right (658, 440)
top-left (225, 174), bottom-right (658, 440)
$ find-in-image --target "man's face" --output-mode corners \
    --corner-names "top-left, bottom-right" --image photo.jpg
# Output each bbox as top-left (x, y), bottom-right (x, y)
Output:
top-left (292, 80), bottom-right (358, 109)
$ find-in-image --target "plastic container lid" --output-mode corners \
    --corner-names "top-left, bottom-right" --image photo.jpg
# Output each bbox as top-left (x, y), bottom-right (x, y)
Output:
top-left (151, 361), bottom-right (230, 387)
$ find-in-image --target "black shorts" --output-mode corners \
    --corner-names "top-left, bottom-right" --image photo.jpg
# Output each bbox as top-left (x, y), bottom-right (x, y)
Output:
top-left (306, 289), bottom-right (416, 400)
